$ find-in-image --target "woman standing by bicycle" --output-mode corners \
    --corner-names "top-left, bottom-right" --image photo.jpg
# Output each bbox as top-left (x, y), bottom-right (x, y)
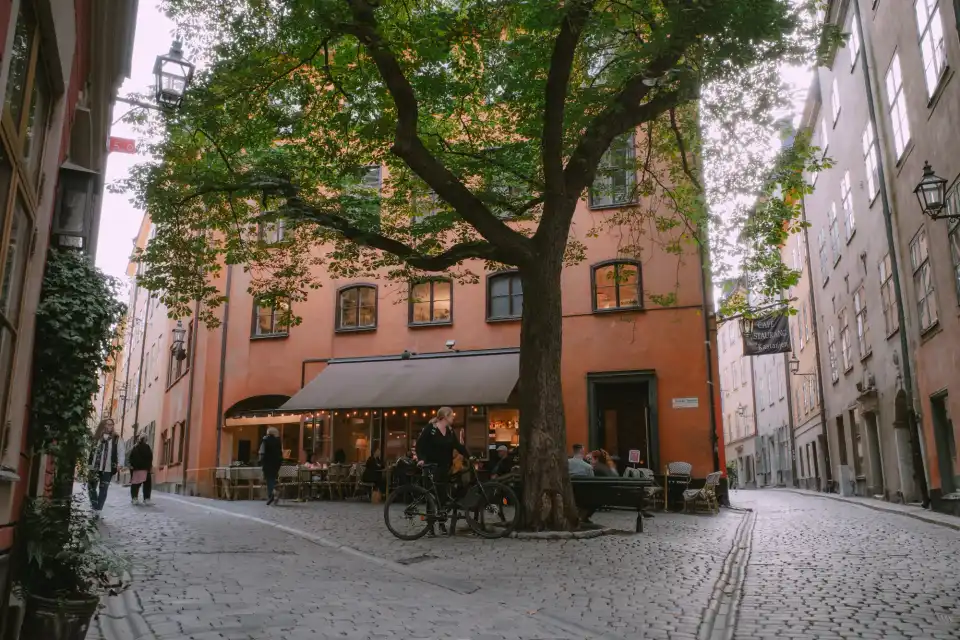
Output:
top-left (416, 407), bottom-right (468, 535)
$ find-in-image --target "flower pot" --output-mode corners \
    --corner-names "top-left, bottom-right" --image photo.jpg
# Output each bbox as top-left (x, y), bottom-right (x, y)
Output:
top-left (20, 593), bottom-right (99, 640)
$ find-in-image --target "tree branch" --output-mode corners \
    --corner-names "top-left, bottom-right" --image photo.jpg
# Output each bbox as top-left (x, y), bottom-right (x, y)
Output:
top-left (341, 0), bottom-right (532, 262)
top-left (280, 198), bottom-right (507, 271)
top-left (669, 107), bottom-right (703, 193)
top-left (542, 0), bottom-right (597, 199)
top-left (323, 39), bottom-right (353, 100)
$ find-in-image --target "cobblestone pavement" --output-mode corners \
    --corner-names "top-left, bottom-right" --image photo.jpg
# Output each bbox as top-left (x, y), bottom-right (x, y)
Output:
top-left (85, 486), bottom-right (960, 640)
top-left (731, 490), bottom-right (960, 640)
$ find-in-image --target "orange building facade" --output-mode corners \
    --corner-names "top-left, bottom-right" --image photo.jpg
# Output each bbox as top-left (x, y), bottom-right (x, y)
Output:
top-left (109, 183), bottom-right (724, 496)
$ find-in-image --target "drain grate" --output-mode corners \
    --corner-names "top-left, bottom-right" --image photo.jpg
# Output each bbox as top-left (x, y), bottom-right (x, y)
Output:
top-left (396, 554), bottom-right (439, 565)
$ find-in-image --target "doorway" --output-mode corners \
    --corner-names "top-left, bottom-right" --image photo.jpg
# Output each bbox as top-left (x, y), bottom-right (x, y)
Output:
top-left (863, 411), bottom-right (885, 496)
top-left (931, 393), bottom-right (957, 495)
top-left (587, 371), bottom-right (658, 473)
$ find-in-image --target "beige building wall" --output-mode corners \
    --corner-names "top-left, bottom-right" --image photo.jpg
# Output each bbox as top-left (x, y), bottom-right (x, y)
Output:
top-left (718, 285), bottom-right (758, 488)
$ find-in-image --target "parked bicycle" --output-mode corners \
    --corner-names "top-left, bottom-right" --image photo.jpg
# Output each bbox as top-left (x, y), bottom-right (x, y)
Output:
top-left (383, 458), bottom-right (520, 540)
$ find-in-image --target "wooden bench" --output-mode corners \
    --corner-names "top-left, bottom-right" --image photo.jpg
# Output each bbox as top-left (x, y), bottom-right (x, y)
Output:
top-left (571, 476), bottom-right (653, 533)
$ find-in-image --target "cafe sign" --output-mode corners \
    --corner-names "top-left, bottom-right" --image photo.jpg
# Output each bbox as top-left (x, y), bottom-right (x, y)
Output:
top-left (743, 313), bottom-right (792, 356)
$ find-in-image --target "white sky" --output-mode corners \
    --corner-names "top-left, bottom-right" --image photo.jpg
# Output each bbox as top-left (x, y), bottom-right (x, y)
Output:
top-left (95, 1), bottom-right (175, 282)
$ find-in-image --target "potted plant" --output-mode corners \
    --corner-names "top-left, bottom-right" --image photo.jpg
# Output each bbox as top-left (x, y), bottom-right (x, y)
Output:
top-left (15, 495), bottom-right (128, 639)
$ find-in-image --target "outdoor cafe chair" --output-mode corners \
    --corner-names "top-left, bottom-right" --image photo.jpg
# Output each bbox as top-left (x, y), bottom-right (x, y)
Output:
top-left (663, 461), bottom-right (693, 511)
top-left (683, 471), bottom-right (722, 515)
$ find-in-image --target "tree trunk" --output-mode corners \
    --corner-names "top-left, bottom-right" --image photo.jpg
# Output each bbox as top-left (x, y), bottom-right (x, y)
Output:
top-left (517, 256), bottom-right (579, 531)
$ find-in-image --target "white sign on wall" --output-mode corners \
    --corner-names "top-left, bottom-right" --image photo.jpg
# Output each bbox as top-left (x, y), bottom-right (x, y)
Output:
top-left (672, 397), bottom-right (699, 409)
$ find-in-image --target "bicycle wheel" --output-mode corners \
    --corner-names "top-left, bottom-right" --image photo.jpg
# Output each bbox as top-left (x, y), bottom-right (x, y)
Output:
top-left (464, 481), bottom-right (520, 539)
top-left (384, 484), bottom-right (438, 540)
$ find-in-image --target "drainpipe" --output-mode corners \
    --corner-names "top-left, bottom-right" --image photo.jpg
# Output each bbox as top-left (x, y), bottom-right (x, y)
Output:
top-left (213, 265), bottom-right (234, 470)
top-left (699, 239), bottom-right (721, 474)
top-left (179, 299), bottom-right (201, 495)
top-left (853, 0), bottom-right (929, 505)
top-left (119, 279), bottom-right (140, 439)
top-left (799, 198), bottom-right (833, 490)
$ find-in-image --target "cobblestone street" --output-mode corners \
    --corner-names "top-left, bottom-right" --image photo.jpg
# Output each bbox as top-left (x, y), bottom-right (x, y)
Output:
top-left (86, 487), bottom-right (960, 640)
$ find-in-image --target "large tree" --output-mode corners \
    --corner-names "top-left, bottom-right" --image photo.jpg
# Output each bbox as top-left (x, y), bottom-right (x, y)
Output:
top-left (125, 0), bottom-right (822, 529)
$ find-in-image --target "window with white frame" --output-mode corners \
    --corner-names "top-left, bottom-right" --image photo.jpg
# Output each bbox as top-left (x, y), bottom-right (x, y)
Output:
top-left (885, 53), bottom-right (911, 158)
top-left (821, 116), bottom-right (830, 153)
top-left (915, 0), bottom-right (946, 97)
top-left (949, 214), bottom-right (960, 306)
top-left (849, 18), bottom-right (861, 67)
top-left (840, 172), bottom-right (855, 240)
top-left (862, 122), bottom-right (880, 202)
top-left (909, 227), bottom-right (938, 331)
top-left (799, 301), bottom-right (807, 351)
top-left (819, 228), bottom-right (830, 278)
top-left (854, 285), bottom-right (870, 359)
top-left (827, 325), bottom-right (839, 382)
top-left (828, 202), bottom-right (841, 263)
top-left (839, 308), bottom-right (852, 372)
top-left (798, 231), bottom-right (806, 272)
top-left (589, 133), bottom-right (636, 208)
top-left (804, 302), bottom-right (812, 342)
top-left (878, 253), bottom-right (899, 335)
top-left (831, 77), bottom-right (841, 123)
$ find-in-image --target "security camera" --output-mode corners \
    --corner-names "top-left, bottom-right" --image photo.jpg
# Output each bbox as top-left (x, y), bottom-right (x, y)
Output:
top-left (445, 339), bottom-right (456, 350)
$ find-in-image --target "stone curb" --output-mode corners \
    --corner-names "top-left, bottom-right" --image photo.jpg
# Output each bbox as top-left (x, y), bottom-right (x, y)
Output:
top-left (779, 488), bottom-right (960, 532)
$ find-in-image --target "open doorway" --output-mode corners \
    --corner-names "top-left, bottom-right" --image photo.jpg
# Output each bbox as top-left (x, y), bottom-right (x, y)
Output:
top-left (587, 372), bottom-right (658, 474)
top-left (931, 393), bottom-right (957, 496)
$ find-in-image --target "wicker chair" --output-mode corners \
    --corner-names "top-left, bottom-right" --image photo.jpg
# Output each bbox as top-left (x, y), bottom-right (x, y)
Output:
top-left (683, 471), bottom-right (722, 514)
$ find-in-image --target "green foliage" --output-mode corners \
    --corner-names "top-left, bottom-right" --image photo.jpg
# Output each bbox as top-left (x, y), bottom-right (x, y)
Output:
top-left (18, 249), bottom-right (127, 599)
top-left (118, 0), bottom-right (824, 325)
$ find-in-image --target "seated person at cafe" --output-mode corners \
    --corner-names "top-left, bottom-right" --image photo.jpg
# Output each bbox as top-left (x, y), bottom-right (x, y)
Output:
top-left (590, 450), bottom-right (619, 477)
top-left (568, 444), bottom-right (594, 477)
top-left (362, 453), bottom-right (386, 492)
top-left (490, 445), bottom-right (517, 479)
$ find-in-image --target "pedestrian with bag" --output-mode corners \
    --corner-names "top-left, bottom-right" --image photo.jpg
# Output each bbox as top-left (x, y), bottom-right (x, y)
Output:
top-left (260, 427), bottom-right (283, 505)
top-left (129, 433), bottom-right (154, 505)
top-left (416, 407), bottom-right (469, 536)
top-left (87, 419), bottom-right (125, 517)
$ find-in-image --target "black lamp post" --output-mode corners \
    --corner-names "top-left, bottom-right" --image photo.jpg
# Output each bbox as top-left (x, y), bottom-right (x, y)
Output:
top-left (153, 40), bottom-right (195, 110)
top-left (789, 354), bottom-right (817, 377)
top-left (171, 320), bottom-right (187, 361)
top-left (914, 161), bottom-right (956, 221)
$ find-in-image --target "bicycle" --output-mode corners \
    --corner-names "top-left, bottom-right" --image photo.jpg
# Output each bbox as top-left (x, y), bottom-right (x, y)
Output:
top-left (383, 458), bottom-right (520, 540)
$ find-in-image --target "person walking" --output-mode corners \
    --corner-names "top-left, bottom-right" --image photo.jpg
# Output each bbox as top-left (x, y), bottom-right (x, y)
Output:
top-left (88, 419), bottom-right (125, 517)
top-left (129, 433), bottom-right (154, 505)
top-left (260, 427), bottom-right (283, 505)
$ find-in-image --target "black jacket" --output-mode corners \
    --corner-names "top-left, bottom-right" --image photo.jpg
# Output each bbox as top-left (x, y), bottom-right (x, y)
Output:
top-left (416, 424), bottom-right (468, 468)
top-left (129, 442), bottom-right (153, 471)
top-left (490, 453), bottom-right (516, 477)
top-left (593, 463), bottom-right (619, 478)
top-left (260, 435), bottom-right (283, 474)
top-left (362, 456), bottom-right (384, 483)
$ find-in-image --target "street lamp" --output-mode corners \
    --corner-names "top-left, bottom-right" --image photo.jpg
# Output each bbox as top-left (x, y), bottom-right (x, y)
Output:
top-left (913, 161), bottom-right (955, 221)
top-left (171, 320), bottom-right (187, 361)
top-left (153, 40), bottom-right (195, 110)
top-left (738, 315), bottom-right (756, 340)
top-left (789, 354), bottom-right (817, 377)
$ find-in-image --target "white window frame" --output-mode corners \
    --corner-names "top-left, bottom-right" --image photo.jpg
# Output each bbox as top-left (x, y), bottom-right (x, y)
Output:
top-left (948, 185), bottom-right (960, 304)
top-left (828, 202), bottom-right (841, 264)
top-left (879, 254), bottom-right (900, 336)
top-left (854, 285), bottom-right (870, 359)
top-left (915, 0), bottom-right (947, 97)
top-left (885, 53), bottom-right (911, 158)
top-left (849, 18), bottom-right (861, 68)
top-left (841, 171), bottom-right (855, 241)
top-left (909, 227), bottom-right (938, 332)
top-left (839, 308), bottom-right (852, 372)
top-left (831, 77), bottom-right (841, 124)
top-left (862, 122), bottom-right (880, 202)
top-left (827, 325), bottom-right (839, 382)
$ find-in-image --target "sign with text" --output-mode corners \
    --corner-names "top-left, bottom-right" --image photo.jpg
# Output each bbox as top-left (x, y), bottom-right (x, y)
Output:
top-left (672, 397), bottom-right (699, 409)
top-left (108, 137), bottom-right (137, 154)
top-left (743, 313), bottom-right (792, 356)
top-left (628, 449), bottom-right (641, 464)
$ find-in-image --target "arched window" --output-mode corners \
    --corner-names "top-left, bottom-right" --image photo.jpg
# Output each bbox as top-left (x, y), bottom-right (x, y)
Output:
top-left (487, 272), bottom-right (522, 320)
top-left (591, 260), bottom-right (642, 311)
top-left (336, 285), bottom-right (377, 331)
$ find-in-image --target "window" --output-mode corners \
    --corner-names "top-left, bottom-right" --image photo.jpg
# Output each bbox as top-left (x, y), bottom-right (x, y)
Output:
top-left (167, 322), bottom-right (192, 387)
top-left (252, 298), bottom-right (290, 337)
top-left (828, 202), bottom-right (841, 263)
top-left (878, 254), bottom-right (899, 335)
top-left (778, 365), bottom-right (785, 399)
top-left (412, 189), bottom-right (441, 223)
top-left (854, 286), bottom-right (870, 359)
top-left (592, 260), bottom-right (642, 311)
top-left (909, 227), bottom-right (938, 331)
top-left (827, 325), bottom-right (839, 382)
top-left (258, 219), bottom-right (285, 244)
top-left (885, 53), bottom-right (911, 158)
top-left (487, 272), bottom-right (523, 320)
top-left (849, 19), bottom-right (861, 67)
top-left (818, 228), bottom-right (830, 278)
top-left (799, 301), bottom-right (807, 351)
top-left (589, 134), bottom-right (636, 208)
top-left (831, 77), bottom-right (841, 124)
top-left (839, 309), bottom-right (852, 372)
top-left (840, 172), bottom-right (855, 240)
top-left (947, 186), bottom-right (960, 304)
top-left (336, 285), bottom-right (377, 331)
top-left (409, 279), bottom-right (452, 325)
top-left (344, 166), bottom-right (383, 226)
top-left (915, 0), bottom-right (946, 97)
top-left (733, 362), bottom-right (739, 389)
top-left (862, 122), bottom-right (880, 202)
top-left (821, 117), bottom-right (830, 153)
top-left (160, 430), bottom-right (173, 466)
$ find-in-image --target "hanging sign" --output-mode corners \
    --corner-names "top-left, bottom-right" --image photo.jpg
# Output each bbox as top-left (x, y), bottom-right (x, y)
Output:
top-left (743, 313), bottom-right (792, 356)
top-left (108, 137), bottom-right (137, 154)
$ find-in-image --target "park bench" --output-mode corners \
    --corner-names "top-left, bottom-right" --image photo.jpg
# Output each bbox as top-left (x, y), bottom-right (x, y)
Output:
top-left (570, 476), bottom-right (653, 533)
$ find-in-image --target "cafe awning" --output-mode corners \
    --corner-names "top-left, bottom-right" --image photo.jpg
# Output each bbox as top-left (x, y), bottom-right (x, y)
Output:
top-left (281, 350), bottom-right (520, 411)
